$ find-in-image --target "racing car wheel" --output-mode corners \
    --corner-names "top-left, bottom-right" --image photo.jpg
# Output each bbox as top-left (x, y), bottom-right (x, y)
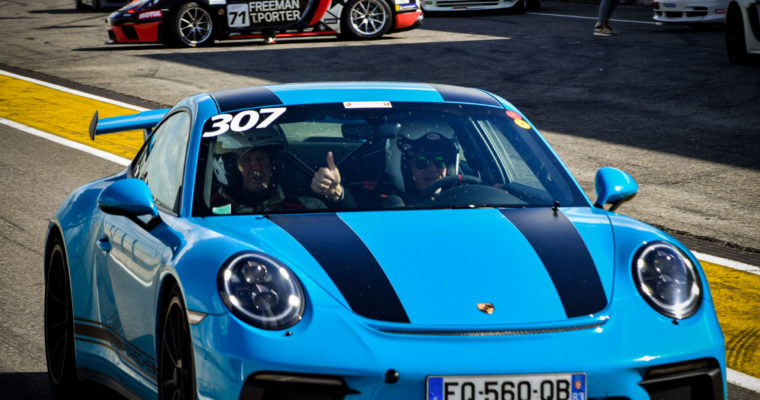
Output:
top-left (341, 0), bottom-right (392, 40)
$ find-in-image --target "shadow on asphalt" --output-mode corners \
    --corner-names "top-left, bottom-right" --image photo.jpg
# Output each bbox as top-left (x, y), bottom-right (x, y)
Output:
top-left (139, 43), bottom-right (760, 172)
top-left (63, 1), bottom-right (760, 173)
top-left (0, 372), bottom-right (127, 400)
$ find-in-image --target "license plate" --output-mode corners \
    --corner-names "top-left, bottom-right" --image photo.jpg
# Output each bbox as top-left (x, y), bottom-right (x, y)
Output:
top-left (427, 373), bottom-right (586, 400)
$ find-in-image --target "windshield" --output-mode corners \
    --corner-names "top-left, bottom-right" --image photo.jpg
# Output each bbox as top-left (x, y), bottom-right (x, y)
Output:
top-left (193, 102), bottom-right (586, 216)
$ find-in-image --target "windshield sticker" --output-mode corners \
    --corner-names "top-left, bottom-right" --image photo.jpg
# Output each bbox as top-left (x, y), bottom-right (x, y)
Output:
top-left (203, 107), bottom-right (287, 138)
top-left (506, 110), bottom-right (522, 120)
top-left (343, 101), bottom-right (392, 109)
top-left (515, 119), bottom-right (531, 130)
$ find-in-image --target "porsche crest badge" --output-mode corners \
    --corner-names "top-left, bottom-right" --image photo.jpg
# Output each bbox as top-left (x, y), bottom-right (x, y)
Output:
top-left (477, 302), bottom-right (495, 314)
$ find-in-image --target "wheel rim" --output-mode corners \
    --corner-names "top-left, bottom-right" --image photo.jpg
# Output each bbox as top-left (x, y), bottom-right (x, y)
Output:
top-left (178, 7), bottom-right (213, 45)
top-left (159, 297), bottom-right (194, 400)
top-left (350, 0), bottom-right (388, 37)
top-left (45, 247), bottom-right (71, 385)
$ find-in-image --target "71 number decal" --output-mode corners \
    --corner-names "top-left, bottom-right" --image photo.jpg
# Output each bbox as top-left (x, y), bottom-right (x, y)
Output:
top-left (203, 107), bottom-right (287, 138)
top-left (226, 3), bottom-right (250, 28)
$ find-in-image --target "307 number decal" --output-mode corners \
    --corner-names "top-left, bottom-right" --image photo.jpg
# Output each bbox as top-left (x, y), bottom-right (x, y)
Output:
top-left (203, 107), bottom-right (287, 137)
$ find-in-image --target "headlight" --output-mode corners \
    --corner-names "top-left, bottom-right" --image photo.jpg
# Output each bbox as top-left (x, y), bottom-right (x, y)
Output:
top-left (218, 252), bottom-right (305, 330)
top-left (633, 242), bottom-right (702, 319)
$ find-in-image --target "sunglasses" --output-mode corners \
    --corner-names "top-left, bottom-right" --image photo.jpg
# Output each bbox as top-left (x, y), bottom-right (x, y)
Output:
top-left (413, 155), bottom-right (448, 170)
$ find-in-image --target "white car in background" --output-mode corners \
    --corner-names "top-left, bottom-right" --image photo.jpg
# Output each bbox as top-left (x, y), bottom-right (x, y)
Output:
top-left (75, 0), bottom-right (128, 11)
top-left (726, 0), bottom-right (760, 63)
top-left (651, 0), bottom-right (727, 25)
top-left (421, 0), bottom-right (540, 13)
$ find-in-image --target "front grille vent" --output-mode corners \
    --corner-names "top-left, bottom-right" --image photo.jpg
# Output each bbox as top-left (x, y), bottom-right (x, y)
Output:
top-left (639, 359), bottom-right (724, 400)
top-left (240, 372), bottom-right (359, 400)
top-left (376, 321), bottom-right (605, 336)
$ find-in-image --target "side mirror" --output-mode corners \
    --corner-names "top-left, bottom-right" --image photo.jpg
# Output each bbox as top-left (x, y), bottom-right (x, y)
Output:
top-left (98, 179), bottom-right (160, 225)
top-left (594, 167), bottom-right (638, 212)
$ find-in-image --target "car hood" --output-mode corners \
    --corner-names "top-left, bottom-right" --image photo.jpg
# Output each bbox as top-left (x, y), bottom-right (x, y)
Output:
top-left (204, 207), bottom-right (615, 327)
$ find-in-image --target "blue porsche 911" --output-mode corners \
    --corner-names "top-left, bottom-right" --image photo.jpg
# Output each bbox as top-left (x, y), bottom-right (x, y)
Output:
top-left (44, 82), bottom-right (726, 400)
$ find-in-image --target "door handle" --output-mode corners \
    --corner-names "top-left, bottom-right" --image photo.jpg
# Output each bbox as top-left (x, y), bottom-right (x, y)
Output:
top-left (97, 235), bottom-right (112, 252)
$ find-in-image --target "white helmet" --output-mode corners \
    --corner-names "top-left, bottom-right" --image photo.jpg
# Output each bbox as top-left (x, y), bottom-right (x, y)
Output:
top-left (385, 119), bottom-right (459, 192)
top-left (212, 127), bottom-right (286, 186)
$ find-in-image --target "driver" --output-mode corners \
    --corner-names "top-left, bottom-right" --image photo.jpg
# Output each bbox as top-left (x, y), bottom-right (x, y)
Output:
top-left (383, 120), bottom-right (460, 206)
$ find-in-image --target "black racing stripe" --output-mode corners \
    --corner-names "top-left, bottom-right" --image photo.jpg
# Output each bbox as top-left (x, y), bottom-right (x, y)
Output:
top-left (211, 86), bottom-right (283, 113)
top-left (270, 214), bottom-right (410, 323)
top-left (74, 319), bottom-right (157, 379)
top-left (500, 208), bottom-right (607, 318)
top-left (431, 83), bottom-right (503, 107)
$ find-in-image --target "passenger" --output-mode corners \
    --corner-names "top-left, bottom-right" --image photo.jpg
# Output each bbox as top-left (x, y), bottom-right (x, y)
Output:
top-left (310, 151), bottom-right (346, 202)
top-left (211, 129), bottom-right (329, 214)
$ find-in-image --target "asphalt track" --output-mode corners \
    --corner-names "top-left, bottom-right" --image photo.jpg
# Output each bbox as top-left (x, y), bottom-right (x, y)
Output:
top-left (0, 0), bottom-right (759, 398)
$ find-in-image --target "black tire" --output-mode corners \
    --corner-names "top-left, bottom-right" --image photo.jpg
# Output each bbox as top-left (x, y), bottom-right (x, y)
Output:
top-left (75, 0), bottom-right (87, 10)
top-left (92, 0), bottom-right (101, 11)
top-left (341, 0), bottom-right (392, 40)
top-left (526, 0), bottom-right (541, 10)
top-left (516, 0), bottom-right (527, 13)
top-left (158, 286), bottom-right (197, 400)
top-left (726, 6), bottom-right (750, 64)
top-left (44, 236), bottom-right (82, 398)
top-left (168, 2), bottom-right (215, 47)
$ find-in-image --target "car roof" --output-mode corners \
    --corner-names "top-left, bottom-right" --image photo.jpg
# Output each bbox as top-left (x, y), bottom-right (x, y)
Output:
top-left (207, 82), bottom-right (505, 113)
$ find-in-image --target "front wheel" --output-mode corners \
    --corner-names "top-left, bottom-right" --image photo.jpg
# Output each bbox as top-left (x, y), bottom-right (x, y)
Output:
top-left (168, 2), bottom-right (215, 47)
top-left (44, 236), bottom-right (82, 398)
top-left (158, 286), bottom-right (197, 400)
top-left (726, 7), bottom-right (750, 64)
top-left (341, 0), bottom-right (392, 40)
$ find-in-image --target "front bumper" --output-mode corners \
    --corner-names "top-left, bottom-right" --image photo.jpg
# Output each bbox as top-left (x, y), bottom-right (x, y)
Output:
top-left (189, 293), bottom-right (726, 400)
top-left (107, 10), bottom-right (164, 43)
top-left (394, 10), bottom-right (424, 30)
top-left (652, 0), bottom-right (727, 23)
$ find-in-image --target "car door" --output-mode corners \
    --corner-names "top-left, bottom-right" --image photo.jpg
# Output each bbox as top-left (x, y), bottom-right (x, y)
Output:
top-left (97, 110), bottom-right (192, 386)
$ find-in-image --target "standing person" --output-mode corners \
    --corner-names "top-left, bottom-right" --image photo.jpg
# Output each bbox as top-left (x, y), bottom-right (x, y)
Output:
top-left (594, 0), bottom-right (618, 36)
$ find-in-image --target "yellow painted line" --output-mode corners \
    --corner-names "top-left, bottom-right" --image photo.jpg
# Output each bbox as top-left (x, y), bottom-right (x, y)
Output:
top-left (1, 70), bottom-right (759, 388)
top-left (702, 261), bottom-right (760, 379)
top-left (0, 73), bottom-right (144, 160)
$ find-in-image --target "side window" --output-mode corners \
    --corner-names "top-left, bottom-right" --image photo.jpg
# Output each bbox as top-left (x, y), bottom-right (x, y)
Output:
top-left (133, 112), bottom-right (192, 213)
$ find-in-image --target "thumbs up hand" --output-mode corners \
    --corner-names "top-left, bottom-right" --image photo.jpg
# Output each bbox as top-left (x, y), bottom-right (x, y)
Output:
top-left (311, 151), bottom-right (343, 201)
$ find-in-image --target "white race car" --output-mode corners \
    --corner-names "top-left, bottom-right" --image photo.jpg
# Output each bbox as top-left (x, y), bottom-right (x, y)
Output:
top-left (726, 0), bottom-right (760, 63)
